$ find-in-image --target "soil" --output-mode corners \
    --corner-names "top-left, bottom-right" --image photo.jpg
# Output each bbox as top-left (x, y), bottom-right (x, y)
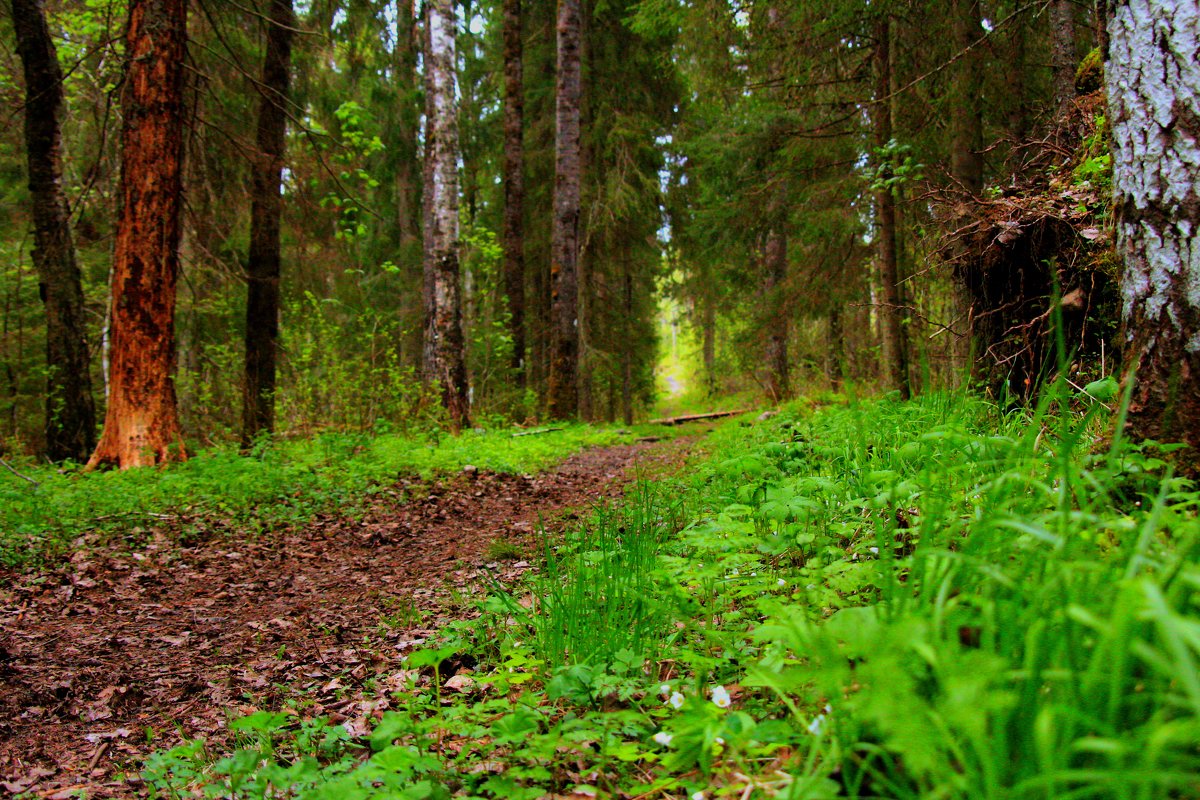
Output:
top-left (0, 436), bottom-right (694, 798)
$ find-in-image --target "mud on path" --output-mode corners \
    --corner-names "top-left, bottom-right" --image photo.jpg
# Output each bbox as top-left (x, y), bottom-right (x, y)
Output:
top-left (0, 437), bottom-right (693, 798)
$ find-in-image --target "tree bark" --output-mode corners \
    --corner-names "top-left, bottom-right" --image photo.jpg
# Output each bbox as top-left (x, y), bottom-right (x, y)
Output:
top-left (1107, 0), bottom-right (1200, 461)
top-left (762, 227), bottom-right (789, 402)
top-left (1050, 0), bottom-right (1077, 113)
top-left (827, 307), bottom-right (844, 392)
top-left (950, 0), bottom-right (983, 195)
top-left (547, 0), bottom-right (582, 419)
top-left (12, 0), bottom-right (97, 462)
top-left (502, 0), bottom-right (527, 390)
top-left (241, 0), bottom-right (294, 448)
top-left (702, 291), bottom-right (716, 396)
top-left (88, 0), bottom-right (188, 469)
top-left (393, 0), bottom-right (423, 368)
top-left (874, 15), bottom-right (910, 400)
top-left (422, 0), bottom-right (471, 432)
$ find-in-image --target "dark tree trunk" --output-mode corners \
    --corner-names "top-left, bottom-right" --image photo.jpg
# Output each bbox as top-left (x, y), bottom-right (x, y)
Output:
top-left (1107, 0), bottom-right (1200, 464)
top-left (502, 0), bottom-right (526, 390)
top-left (1005, 13), bottom-right (1030, 143)
top-left (622, 266), bottom-right (634, 427)
top-left (874, 15), bottom-right (910, 400)
top-left (422, 0), bottom-right (471, 432)
top-left (702, 292), bottom-right (716, 396)
top-left (762, 228), bottom-right (789, 402)
top-left (394, 0), bottom-right (423, 368)
top-left (827, 307), bottom-right (844, 392)
top-left (88, 0), bottom-right (188, 469)
top-left (12, 0), bottom-right (97, 462)
top-left (1050, 0), bottom-right (1077, 113)
top-left (241, 0), bottom-right (294, 448)
top-left (949, 0), bottom-right (984, 383)
top-left (547, 0), bottom-right (582, 419)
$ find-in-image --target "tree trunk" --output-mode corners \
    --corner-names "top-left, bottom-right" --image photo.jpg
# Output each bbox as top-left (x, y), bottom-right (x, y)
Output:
top-left (702, 292), bottom-right (716, 396)
top-left (241, 0), bottom-right (294, 448)
top-left (762, 227), bottom-right (789, 402)
top-left (547, 0), bottom-right (582, 419)
top-left (950, 0), bottom-right (984, 195)
top-left (827, 307), bottom-right (844, 391)
top-left (874, 15), bottom-right (910, 400)
top-left (501, 0), bottom-right (527, 390)
top-left (1006, 14), bottom-right (1030, 142)
top-left (394, 0), bottom-right (423, 368)
top-left (88, 0), bottom-right (188, 469)
top-left (622, 267), bottom-right (634, 426)
top-left (422, 0), bottom-right (471, 432)
top-left (12, 0), bottom-right (97, 462)
top-left (1050, 0), bottom-right (1077, 113)
top-left (1107, 0), bottom-right (1200, 462)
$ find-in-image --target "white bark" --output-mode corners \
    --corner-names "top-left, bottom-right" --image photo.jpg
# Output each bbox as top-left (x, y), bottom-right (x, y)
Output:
top-left (1108, 0), bottom-right (1200, 349)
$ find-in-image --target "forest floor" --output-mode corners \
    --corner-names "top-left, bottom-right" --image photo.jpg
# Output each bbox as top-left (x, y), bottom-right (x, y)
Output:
top-left (0, 435), bottom-right (695, 799)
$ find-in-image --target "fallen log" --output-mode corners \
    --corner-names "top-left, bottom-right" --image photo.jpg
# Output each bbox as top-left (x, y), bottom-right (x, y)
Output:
top-left (648, 409), bottom-right (749, 426)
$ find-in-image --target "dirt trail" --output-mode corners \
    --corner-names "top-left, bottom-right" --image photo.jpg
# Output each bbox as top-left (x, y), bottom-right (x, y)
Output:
top-left (0, 437), bottom-right (692, 798)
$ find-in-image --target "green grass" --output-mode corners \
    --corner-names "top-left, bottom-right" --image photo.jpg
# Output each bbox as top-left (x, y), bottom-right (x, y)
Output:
top-left (141, 390), bottom-right (1200, 799)
top-left (0, 423), bottom-right (641, 570)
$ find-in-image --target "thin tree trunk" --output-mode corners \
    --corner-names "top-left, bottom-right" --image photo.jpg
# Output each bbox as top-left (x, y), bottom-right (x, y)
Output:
top-left (12, 0), bottom-right (97, 462)
top-left (1107, 0), bottom-right (1200, 462)
top-left (501, 0), bottom-right (527, 390)
top-left (827, 307), bottom-right (844, 392)
top-left (422, 0), bottom-right (471, 432)
top-left (88, 0), bottom-right (187, 469)
top-left (950, 0), bottom-right (984, 385)
top-left (622, 266), bottom-right (634, 427)
top-left (702, 292), bottom-right (716, 396)
top-left (1050, 0), bottom-right (1077, 113)
top-left (1006, 13), bottom-right (1030, 142)
top-left (874, 15), bottom-right (910, 400)
top-left (242, 0), bottom-right (294, 448)
top-left (394, 0), bottom-right (423, 368)
top-left (547, 0), bottom-right (582, 419)
top-left (763, 228), bottom-right (789, 402)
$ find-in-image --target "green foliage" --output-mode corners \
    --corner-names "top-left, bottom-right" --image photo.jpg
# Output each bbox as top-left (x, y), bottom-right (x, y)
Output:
top-left (0, 424), bottom-right (631, 570)
top-left (142, 393), bottom-right (1200, 798)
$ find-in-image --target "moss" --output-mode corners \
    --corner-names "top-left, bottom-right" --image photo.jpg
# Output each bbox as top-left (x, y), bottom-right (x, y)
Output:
top-left (1075, 47), bottom-right (1104, 95)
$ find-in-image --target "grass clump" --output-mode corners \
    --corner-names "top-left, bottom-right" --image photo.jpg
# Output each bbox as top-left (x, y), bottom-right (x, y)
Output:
top-left (142, 391), bottom-right (1200, 799)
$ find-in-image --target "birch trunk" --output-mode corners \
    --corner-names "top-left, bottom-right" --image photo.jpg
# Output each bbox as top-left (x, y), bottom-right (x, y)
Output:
top-left (1107, 0), bottom-right (1200, 458)
top-left (422, 0), bottom-right (471, 432)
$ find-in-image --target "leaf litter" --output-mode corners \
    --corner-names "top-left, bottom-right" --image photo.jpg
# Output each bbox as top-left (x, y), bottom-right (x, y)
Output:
top-left (0, 437), bottom-right (692, 798)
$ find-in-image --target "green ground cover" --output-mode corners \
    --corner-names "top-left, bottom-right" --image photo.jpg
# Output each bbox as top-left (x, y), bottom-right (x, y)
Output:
top-left (144, 391), bottom-right (1200, 798)
top-left (0, 424), bottom-right (637, 570)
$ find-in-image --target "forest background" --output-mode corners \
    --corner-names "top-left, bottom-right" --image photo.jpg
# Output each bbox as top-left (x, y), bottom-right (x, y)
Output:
top-left (4, 0), bottom-right (1184, 468)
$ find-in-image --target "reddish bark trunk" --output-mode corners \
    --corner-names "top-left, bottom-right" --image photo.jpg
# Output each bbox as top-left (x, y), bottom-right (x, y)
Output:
top-left (88, 0), bottom-right (188, 469)
top-left (12, 0), bottom-right (97, 462)
top-left (242, 0), bottom-right (294, 448)
top-left (762, 227), bottom-right (790, 402)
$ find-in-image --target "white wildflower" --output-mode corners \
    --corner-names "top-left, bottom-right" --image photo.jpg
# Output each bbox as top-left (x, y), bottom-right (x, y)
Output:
top-left (660, 683), bottom-right (671, 697)
top-left (669, 691), bottom-right (685, 710)
top-left (807, 714), bottom-right (826, 736)
top-left (691, 793), bottom-right (705, 800)
top-left (710, 685), bottom-right (732, 708)
top-left (868, 546), bottom-right (879, 554)
top-left (653, 731), bottom-right (674, 746)
top-left (777, 578), bottom-right (786, 587)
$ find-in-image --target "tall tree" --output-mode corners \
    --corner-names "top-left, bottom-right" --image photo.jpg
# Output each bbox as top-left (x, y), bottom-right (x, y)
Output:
top-left (547, 0), bottom-right (582, 419)
top-left (1107, 0), bottom-right (1200, 458)
top-left (242, 0), bottom-right (295, 447)
top-left (11, 0), bottom-right (97, 461)
top-left (88, 0), bottom-right (188, 468)
top-left (873, 13), bottom-right (910, 400)
top-left (502, 0), bottom-right (526, 389)
top-left (1050, 0), bottom-right (1077, 113)
top-left (422, 0), bottom-right (471, 431)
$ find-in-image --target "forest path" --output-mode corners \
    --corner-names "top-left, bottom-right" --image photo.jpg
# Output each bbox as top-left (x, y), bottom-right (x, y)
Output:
top-left (0, 435), bottom-right (694, 798)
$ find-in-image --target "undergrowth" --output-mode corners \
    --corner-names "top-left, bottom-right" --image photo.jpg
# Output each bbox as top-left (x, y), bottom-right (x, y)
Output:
top-left (0, 424), bottom-right (647, 570)
top-left (143, 390), bottom-right (1199, 799)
